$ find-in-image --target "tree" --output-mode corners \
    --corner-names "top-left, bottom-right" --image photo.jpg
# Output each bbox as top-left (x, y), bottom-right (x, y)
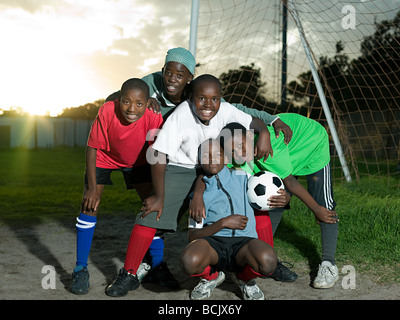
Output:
top-left (0, 106), bottom-right (29, 117)
top-left (287, 10), bottom-right (400, 115)
top-left (349, 10), bottom-right (400, 112)
top-left (287, 40), bottom-right (351, 118)
top-left (59, 99), bottom-right (105, 119)
top-left (287, 11), bottom-right (400, 160)
top-left (219, 63), bottom-right (271, 111)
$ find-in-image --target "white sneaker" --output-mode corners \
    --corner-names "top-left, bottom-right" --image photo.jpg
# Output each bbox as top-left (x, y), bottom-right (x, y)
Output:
top-left (136, 261), bottom-right (151, 282)
top-left (237, 278), bottom-right (265, 300)
top-left (313, 261), bottom-right (339, 289)
top-left (190, 271), bottom-right (225, 300)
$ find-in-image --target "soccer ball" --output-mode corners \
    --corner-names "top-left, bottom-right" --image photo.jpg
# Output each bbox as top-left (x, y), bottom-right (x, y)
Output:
top-left (247, 171), bottom-right (284, 211)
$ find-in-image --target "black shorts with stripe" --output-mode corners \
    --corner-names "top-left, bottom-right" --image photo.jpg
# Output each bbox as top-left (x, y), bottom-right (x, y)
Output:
top-left (306, 162), bottom-right (336, 210)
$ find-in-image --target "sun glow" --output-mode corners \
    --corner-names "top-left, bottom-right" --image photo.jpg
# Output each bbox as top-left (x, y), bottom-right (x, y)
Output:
top-left (0, 1), bottom-right (157, 117)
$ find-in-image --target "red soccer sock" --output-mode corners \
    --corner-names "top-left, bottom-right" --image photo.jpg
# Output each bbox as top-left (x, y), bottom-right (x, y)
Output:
top-left (254, 211), bottom-right (274, 247)
top-left (124, 224), bottom-right (156, 275)
top-left (190, 265), bottom-right (218, 281)
top-left (237, 265), bottom-right (263, 282)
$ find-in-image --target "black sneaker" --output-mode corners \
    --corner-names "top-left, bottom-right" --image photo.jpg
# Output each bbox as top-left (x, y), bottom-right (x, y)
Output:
top-left (269, 261), bottom-right (298, 282)
top-left (105, 268), bottom-right (140, 297)
top-left (145, 261), bottom-right (179, 289)
top-left (70, 266), bottom-right (89, 295)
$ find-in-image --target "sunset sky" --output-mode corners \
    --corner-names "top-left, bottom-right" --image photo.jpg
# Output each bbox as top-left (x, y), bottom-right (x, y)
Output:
top-left (0, 0), bottom-right (191, 116)
top-left (0, 0), bottom-right (399, 116)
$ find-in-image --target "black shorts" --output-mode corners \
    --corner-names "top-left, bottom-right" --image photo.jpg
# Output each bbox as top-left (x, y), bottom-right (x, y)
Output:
top-left (84, 164), bottom-right (151, 190)
top-left (202, 236), bottom-right (254, 273)
top-left (306, 162), bottom-right (336, 210)
top-left (275, 162), bottom-right (336, 211)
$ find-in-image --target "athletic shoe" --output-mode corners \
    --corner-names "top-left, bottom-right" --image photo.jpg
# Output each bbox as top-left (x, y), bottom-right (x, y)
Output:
top-left (69, 266), bottom-right (89, 295)
top-left (268, 260), bottom-right (298, 282)
top-left (237, 278), bottom-right (265, 300)
top-left (136, 261), bottom-right (151, 283)
top-left (105, 268), bottom-right (140, 297)
top-left (145, 261), bottom-right (180, 289)
top-left (190, 271), bottom-right (225, 300)
top-left (313, 261), bottom-right (339, 289)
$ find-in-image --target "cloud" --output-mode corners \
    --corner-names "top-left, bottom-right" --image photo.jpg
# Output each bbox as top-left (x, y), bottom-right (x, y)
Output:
top-left (0, 0), bottom-right (62, 13)
top-left (3, 0), bottom-right (396, 114)
top-left (77, 0), bottom-right (192, 96)
top-left (0, 0), bottom-right (191, 115)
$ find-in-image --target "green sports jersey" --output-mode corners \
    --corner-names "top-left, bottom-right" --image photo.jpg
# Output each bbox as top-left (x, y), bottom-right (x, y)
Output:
top-left (229, 113), bottom-right (330, 179)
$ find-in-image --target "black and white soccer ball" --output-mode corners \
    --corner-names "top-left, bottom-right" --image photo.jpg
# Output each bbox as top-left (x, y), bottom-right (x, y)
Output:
top-left (247, 171), bottom-right (284, 211)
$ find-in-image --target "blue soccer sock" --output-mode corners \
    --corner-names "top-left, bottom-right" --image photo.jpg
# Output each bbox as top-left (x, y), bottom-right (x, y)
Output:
top-left (75, 212), bottom-right (97, 270)
top-left (148, 236), bottom-right (164, 268)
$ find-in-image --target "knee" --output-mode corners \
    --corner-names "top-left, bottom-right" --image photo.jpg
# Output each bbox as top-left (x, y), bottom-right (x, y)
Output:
top-left (180, 249), bottom-right (203, 276)
top-left (258, 248), bottom-right (277, 276)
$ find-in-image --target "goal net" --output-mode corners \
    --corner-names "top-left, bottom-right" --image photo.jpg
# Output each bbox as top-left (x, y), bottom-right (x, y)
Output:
top-left (194, 0), bottom-right (400, 182)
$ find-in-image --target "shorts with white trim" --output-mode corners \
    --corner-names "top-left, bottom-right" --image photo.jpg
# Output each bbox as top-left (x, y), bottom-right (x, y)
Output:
top-left (306, 162), bottom-right (336, 210)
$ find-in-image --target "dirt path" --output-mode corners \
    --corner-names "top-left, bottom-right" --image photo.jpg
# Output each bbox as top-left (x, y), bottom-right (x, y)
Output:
top-left (1, 215), bottom-right (399, 301)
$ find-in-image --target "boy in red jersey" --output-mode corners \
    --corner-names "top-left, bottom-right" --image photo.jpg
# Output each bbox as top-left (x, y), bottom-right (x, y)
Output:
top-left (69, 78), bottom-right (163, 295)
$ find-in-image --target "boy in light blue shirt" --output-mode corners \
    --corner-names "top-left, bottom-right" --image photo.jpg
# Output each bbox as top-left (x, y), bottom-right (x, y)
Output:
top-left (180, 138), bottom-right (277, 300)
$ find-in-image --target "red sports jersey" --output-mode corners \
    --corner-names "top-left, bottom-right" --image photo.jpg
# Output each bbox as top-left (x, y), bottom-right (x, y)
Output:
top-left (87, 100), bottom-right (163, 169)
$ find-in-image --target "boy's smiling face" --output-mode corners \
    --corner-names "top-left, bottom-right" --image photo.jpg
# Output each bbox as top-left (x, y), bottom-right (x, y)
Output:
top-left (162, 61), bottom-right (193, 103)
top-left (191, 80), bottom-right (221, 125)
top-left (119, 88), bottom-right (149, 124)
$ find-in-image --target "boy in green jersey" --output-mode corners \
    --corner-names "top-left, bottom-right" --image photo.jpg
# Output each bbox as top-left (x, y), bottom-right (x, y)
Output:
top-left (191, 113), bottom-right (340, 289)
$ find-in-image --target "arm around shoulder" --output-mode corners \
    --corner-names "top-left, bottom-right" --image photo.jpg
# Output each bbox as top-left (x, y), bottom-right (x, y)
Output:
top-left (250, 116), bottom-right (273, 160)
top-left (229, 102), bottom-right (278, 125)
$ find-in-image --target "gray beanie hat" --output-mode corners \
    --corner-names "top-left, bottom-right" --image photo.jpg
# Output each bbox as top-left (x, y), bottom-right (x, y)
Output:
top-left (164, 47), bottom-right (196, 75)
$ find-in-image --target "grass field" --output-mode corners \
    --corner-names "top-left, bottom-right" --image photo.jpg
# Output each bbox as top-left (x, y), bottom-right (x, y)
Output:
top-left (0, 147), bottom-right (399, 283)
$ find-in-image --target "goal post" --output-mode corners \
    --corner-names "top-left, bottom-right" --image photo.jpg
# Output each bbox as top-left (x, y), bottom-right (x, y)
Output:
top-left (288, 0), bottom-right (352, 182)
top-left (189, 0), bottom-right (200, 58)
top-left (190, 0), bottom-right (400, 182)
